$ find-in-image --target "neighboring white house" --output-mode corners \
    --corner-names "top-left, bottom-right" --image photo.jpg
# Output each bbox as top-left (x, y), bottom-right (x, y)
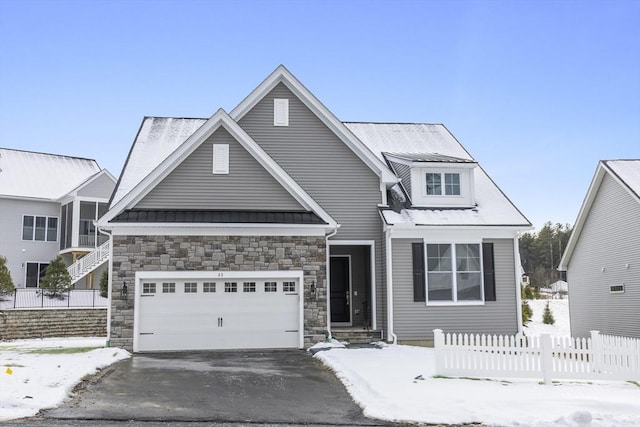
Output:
top-left (0, 148), bottom-right (116, 290)
top-left (559, 159), bottom-right (640, 339)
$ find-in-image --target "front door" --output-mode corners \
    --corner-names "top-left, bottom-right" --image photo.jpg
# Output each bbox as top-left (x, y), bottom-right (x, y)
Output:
top-left (330, 256), bottom-right (350, 323)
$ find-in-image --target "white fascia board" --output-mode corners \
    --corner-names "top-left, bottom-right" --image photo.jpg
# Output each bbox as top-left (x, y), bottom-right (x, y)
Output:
top-left (386, 225), bottom-right (523, 240)
top-left (106, 223), bottom-right (329, 237)
top-left (558, 162), bottom-right (606, 271)
top-left (229, 65), bottom-right (397, 186)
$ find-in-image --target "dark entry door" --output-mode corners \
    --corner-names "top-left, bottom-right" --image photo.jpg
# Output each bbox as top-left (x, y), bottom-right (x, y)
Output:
top-left (330, 256), bottom-right (350, 323)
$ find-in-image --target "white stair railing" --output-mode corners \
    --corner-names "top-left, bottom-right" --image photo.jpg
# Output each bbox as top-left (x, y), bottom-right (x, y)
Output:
top-left (67, 240), bottom-right (110, 284)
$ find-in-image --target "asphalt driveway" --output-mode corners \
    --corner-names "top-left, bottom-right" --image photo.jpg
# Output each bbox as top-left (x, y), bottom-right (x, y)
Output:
top-left (40, 350), bottom-right (388, 425)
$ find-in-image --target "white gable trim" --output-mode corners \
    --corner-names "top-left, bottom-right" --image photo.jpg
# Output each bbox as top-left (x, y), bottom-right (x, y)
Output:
top-left (559, 161), bottom-right (640, 270)
top-left (230, 65), bottom-right (397, 186)
top-left (59, 169), bottom-right (117, 200)
top-left (99, 108), bottom-right (338, 229)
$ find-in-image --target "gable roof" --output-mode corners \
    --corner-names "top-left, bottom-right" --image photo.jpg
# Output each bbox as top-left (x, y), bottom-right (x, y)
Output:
top-left (100, 109), bottom-right (337, 228)
top-left (230, 65), bottom-right (397, 185)
top-left (64, 169), bottom-right (117, 200)
top-left (559, 159), bottom-right (640, 270)
top-left (0, 148), bottom-right (103, 200)
top-left (346, 123), bottom-right (531, 228)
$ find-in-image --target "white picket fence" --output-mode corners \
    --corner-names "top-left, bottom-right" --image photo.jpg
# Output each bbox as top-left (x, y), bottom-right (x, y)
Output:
top-left (433, 329), bottom-right (640, 383)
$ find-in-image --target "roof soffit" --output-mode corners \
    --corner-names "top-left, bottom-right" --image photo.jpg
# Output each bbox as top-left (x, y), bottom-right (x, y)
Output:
top-left (100, 109), bottom-right (337, 228)
top-left (229, 65), bottom-right (397, 185)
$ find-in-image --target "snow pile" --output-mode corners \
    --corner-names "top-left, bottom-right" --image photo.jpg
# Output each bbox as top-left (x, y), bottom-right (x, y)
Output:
top-left (315, 345), bottom-right (640, 426)
top-left (524, 298), bottom-right (571, 337)
top-left (0, 337), bottom-right (130, 421)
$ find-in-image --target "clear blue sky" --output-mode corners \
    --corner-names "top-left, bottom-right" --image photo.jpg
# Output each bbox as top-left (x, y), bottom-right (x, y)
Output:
top-left (1, 0), bottom-right (638, 230)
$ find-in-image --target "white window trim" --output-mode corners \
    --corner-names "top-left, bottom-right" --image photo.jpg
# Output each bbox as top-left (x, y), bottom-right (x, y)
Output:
top-left (424, 172), bottom-right (463, 198)
top-left (424, 241), bottom-right (485, 306)
top-left (212, 144), bottom-right (229, 174)
top-left (21, 214), bottom-right (59, 242)
top-left (274, 98), bottom-right (289, 126)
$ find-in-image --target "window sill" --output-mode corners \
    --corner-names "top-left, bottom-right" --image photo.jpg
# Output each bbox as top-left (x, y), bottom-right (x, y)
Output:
top-left (426, 301), bottom-right (485, 307)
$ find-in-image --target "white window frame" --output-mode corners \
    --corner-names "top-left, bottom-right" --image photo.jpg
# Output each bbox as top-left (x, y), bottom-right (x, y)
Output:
top-left (22, 215), bottom-right (58, 242)
top-left (425, 241), bottom-right (485, 306)
top-left (424, 172), bottom-right (461, 197)
top-left (24, 261), bottom-right (49, 288)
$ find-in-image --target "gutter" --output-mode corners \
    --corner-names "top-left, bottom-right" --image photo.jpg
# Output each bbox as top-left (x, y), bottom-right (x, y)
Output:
top-left (97, 224), bottom-right (113, 347)
top-left (325, 225), bottom-right (340, 342)
top-left (385, 226), bottom-right (398, 344)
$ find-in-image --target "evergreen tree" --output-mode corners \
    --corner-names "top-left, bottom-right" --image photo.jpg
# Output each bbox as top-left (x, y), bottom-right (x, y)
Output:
top-left (0, 256), bottom-right (15, 296)
top-left (40, 256), bottom-right (72, 298)
top-left (522, 300), bottom-right (533, 324)
top-left (519, 221), bottom-right (572, 289)
top-left (542, 301), bottom-right (555, 325)
top-left (99, 269), bottom-right (109, 298)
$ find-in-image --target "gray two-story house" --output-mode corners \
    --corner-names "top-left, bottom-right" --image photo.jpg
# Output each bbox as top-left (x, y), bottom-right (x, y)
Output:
top-left (0, 148), bottom-right (116, 290)
top-left (99, 66), bottom-right (531, 352)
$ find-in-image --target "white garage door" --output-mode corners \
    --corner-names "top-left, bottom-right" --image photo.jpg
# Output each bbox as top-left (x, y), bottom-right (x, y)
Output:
top-left (133, 271), bottom-right (302, 352)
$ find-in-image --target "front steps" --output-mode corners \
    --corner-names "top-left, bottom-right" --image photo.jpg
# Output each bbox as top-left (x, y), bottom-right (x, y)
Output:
top-left (331, 328), bottom-right (384, 345)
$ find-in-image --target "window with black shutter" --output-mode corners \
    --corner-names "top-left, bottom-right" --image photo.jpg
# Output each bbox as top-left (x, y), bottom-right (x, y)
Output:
top-left (482, 242), bottom-right (496, 301)
top-left (412, 243), bottom-right (425, 302)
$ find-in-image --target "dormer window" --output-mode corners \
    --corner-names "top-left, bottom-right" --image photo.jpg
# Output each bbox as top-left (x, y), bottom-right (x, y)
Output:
top-left (426, 172), bottom-right (460, 196)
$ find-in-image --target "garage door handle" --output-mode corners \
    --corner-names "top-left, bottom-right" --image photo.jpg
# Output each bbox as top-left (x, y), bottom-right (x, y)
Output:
top-left (218, 317), bottom-right (223, 327)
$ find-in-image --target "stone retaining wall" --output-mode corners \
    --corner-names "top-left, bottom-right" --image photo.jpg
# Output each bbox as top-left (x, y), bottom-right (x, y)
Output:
top-left (0, 308), bottom-right (107, 341)
top-left (110, 235), bottom-right (327, 351)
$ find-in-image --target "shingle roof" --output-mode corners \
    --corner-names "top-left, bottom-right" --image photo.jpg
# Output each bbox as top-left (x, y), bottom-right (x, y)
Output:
top-left (0, 148), bottom-right (102, 200)
top-left (346, 123), bottom-right (531, 227)
top-left (111, 209), bottom-right (327, 224)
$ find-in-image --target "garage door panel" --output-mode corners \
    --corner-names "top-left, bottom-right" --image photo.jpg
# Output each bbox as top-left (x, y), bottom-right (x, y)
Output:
top-left (135, 274), bottom-right (301, 352)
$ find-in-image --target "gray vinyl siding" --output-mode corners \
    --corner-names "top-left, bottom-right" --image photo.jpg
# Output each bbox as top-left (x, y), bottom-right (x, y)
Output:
top-left (136, 127), bottom-right (304, 211)
top-left (389, 161), bottom-right (412, 200)
top-left (0, 198), bottom-right (61, 288)
top-left (391, 238), bottom-right (518, 340)
top-left (567, 174), bottom-right (640, 339)
top-left (77, 173), bottom-right (116, 199)
top-left (238, 83), bottom-right (386, 331)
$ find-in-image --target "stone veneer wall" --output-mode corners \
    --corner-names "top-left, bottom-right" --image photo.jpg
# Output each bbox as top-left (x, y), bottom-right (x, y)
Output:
top-left (110, 235), bottom-right (327, 351)
top-left (0, 308), bottom-right (107, 340)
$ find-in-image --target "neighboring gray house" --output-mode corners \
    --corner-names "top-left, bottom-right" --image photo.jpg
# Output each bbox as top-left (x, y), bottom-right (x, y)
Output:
top-left (98, 66), bottom-right (532, 352)
top-left (559, 160), bottom-right (640, 339)
top-left (0, 148), bottom-right (116, 290)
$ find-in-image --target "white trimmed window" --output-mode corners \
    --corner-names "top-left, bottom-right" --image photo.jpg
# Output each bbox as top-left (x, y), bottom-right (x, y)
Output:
top-left (162, 282), bottom-right (176, 293)
top-left (274, 98), bottom-right (289, 126)
top-left (426, 243), bottom-right (483, 303)
top-left (25, 262), bottom-right (49, 288)
top-left (143, 283), bottom-right (156, 294)
top-left (184, 282), bottom-right (197, 293)
top-left (203, 282), bottom-right (216, 292)
top-left (22, 215), bottom-right (58, 242)
top-left (425, 173), bottom-right (460, 196)
top-left (283, 281), bottom-right (296, 292)
top-left (212, 144), bottom-right (229, 174)
top-left (265, 281), bottom-right (277, 292)
top-left (225, 282), bottom-right (238, 293)
top-left (243, 282), bottom-right (256, 293)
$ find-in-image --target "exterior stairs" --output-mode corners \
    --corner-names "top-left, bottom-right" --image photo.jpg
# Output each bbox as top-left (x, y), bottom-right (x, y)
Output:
top-left (331, 328), bottom-right (384, 345)
top-left (67, 240), bottom-right (110, 285)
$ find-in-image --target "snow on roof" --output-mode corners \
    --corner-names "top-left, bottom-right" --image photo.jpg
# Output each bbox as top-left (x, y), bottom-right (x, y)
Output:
top-left (605, 159), bottom-right (640, 199)
top-left (347, 123), bottom-right (530, 227)
top-left (344, 123), bottom-right (473, 162)
top-left (111, 117), bottom-right (207, 205)
top-left (0, 148), bottom-right (102, 200)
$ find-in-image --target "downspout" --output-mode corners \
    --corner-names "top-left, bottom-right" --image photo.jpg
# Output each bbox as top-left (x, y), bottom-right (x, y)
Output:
top-left (514, 233), bottom-right (523, 335)
top-left (325, 225), bottom-right (339, 341)
top-left (97, 224), bottom-right (113, 347)
top-left (385, 226), bottom-right (397, 344)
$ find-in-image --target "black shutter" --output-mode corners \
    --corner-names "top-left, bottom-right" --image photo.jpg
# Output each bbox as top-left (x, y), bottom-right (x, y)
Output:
top-left (412, 243), bottom-right (425, 302)
top-left (483, 242), bottom-right (496, 301)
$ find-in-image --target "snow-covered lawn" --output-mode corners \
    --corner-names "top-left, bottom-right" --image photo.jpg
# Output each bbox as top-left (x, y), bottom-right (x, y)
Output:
top-left (313, 299), bottom-right (640, 426)
top-left (0, 337), bottom-right (129, 421)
